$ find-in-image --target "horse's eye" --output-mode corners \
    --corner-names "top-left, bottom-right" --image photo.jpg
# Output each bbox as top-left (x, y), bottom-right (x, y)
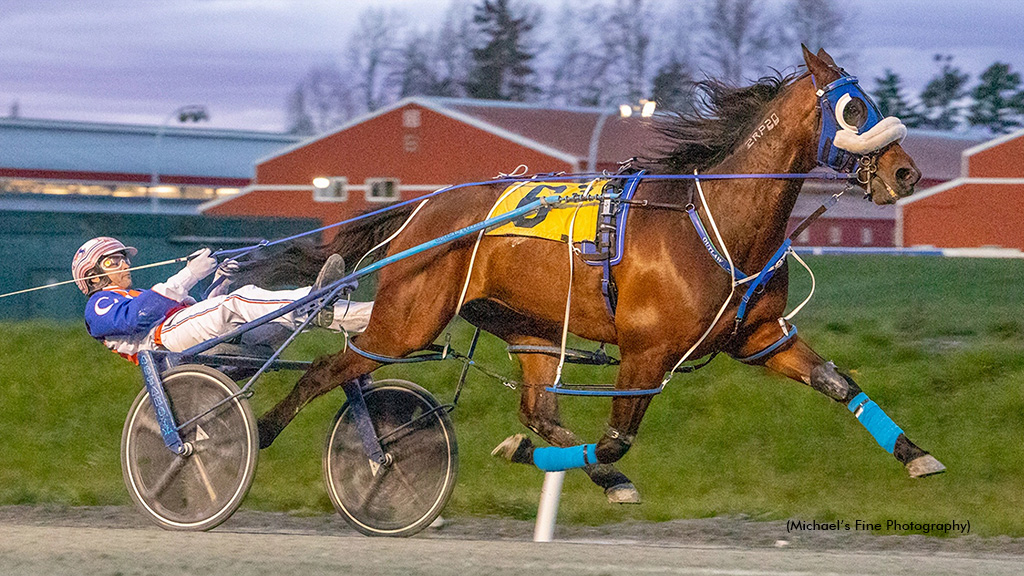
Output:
top-left (836, 94), bottom-right (868, 132)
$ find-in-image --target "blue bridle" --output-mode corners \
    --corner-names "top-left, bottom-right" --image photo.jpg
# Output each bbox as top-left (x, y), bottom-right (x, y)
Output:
top-left (815, 74), bottom-right (886, 172)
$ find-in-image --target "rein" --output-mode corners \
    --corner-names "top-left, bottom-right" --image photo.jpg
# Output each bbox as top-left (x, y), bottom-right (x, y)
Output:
top-left (214, 171), bottom-right (856, 258)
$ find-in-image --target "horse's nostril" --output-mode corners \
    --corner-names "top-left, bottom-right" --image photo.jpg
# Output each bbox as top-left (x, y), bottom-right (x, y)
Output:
top-left (896, 167), bottom-right (914, 184)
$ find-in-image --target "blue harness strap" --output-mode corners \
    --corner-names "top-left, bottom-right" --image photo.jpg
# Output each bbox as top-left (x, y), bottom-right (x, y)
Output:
top-left (735, 239), bottom-right (791, 323)
top-left (687, 206), bottom-right (799, 364)
top-left (733, 325), bottom-right (798, 364)
top-left (686, 206), bottom-right (748, 280)
top-left (847, 392), bottom-right (904, 453)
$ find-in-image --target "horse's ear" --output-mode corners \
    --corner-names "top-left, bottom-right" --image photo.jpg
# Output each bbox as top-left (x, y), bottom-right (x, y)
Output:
top-left (802, 44), bottom-right (831, 80)
top-left (816, 47), bottom-right (838, 67)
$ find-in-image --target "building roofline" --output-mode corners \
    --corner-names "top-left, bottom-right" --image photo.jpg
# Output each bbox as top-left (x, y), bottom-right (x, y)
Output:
top-left (413, 98), bottom-right (581, 165)
top-left (254, 97), bottom-right (582, 168)
top-left (0, 116), bottom-right (298, 142)
top-left (199, 184), bottom-right (262, 213)
top-left (961, 127), bottom-right (1024, 159)
top-left (897, 177), bottom-right (1024, 206)
top-left (253, 99), bottom-right (414, 164)
top-left (428, 96), bottom-right (611, 115)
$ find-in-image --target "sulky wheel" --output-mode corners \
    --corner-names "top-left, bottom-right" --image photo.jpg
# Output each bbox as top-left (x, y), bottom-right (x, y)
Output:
top-left (323, 378), bottom-right (458, 537)
top-left (121, 364), bottom-right (258, 531)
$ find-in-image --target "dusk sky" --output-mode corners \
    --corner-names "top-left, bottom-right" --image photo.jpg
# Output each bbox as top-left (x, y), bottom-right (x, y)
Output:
top-left (3, 0), bottom-right (1022, 132)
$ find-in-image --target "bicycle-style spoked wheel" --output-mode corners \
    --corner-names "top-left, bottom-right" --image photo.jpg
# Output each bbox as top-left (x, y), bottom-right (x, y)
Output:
top-left (323, 378), bottom-right (458, 537)
top-left (121, 365), bottom-right (258, 531)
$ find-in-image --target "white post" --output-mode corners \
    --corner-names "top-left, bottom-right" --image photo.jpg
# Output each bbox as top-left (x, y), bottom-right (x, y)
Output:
top-left (533, 471), bottom-right (565, 542)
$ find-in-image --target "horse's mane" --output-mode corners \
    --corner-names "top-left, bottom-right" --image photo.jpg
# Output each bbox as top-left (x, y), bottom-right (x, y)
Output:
top-left (641, 71), bottom-right (804, 174)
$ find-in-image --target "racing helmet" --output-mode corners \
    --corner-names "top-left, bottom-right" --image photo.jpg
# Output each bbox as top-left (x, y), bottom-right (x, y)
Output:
top-left (72, 237), bottom-right (138, 294)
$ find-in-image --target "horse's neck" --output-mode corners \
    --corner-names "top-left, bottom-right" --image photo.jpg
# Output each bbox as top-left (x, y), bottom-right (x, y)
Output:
top-left (705, 89), bottom-right (818, 269)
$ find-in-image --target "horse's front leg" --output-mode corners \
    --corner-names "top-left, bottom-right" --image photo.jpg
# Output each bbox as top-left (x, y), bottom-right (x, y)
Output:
top-left (490, 341), bottom-right (640, 503)
top-left (743, 331), bottom-right (945, 477)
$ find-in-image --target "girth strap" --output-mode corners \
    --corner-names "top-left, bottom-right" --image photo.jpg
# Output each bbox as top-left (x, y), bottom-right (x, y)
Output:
top-left (597, 171), bottom-right (645, 317)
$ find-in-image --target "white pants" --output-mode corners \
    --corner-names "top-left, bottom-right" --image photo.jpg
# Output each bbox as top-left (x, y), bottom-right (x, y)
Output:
top-left (156, 284), bottom-right (373, 353)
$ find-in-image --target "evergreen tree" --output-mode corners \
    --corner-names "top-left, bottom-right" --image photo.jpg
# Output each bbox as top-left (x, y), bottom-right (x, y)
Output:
top-left (465, 0), bottom-right (538, 101)
top-left (396, 32), bottom-right (445, 98)
top-left (919, 54), bottom-right (969, 131)
top-left (968, 62), bottom-right (1024, 134)
top-left (651, 54), bottom-right (694, 113)
top-left (872, 69), bottom-right (922, 127)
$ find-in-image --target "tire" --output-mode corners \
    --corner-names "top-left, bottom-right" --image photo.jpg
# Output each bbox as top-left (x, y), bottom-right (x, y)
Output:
top-left (323, 378), bottom-right (458, 537)
top-left (121, 364), bottom-right (259, 531)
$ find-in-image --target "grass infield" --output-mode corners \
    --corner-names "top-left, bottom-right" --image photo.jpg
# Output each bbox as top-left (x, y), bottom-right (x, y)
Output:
top-left (2, 255), bottom-right (1023, 536)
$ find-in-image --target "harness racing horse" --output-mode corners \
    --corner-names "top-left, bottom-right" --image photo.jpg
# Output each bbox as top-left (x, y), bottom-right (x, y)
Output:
top-left (249, 46), bottom-right (945, 504)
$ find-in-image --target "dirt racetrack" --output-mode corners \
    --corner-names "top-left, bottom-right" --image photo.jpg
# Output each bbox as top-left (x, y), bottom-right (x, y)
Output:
top-left (3, 506), bottom-right (1024, 575)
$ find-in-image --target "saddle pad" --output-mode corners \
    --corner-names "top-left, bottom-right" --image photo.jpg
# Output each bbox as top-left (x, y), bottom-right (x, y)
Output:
top-left (485, 180), bottom-right (609, 244)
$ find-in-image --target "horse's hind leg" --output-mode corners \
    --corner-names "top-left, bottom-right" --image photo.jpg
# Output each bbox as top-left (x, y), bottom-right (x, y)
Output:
top-left (493, 344), bottom-right (640, 503)
top-left (256, 347), bottom-right (379, 449)
top-left (749, 333), bottom-right (945, 477)
top-left (258, 271), bottom-right (459, 448)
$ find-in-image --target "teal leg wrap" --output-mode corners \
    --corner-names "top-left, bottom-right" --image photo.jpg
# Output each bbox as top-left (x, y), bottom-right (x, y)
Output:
top-left (533, 444), bottom-right (598, 471)
top-left (847, 392), bottom-right (903, 453)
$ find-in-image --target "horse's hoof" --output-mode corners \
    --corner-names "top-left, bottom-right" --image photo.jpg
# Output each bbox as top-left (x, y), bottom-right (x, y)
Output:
top-left (605, 482), bottom-right (641, 504)
top-left (491, 434), bottom-right (534, 464)
top-left (906, 454), bottom-right (946, 478)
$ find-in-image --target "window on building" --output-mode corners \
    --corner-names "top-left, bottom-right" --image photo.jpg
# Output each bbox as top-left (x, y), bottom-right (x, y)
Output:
top-left (828, 226), bottom-right (842, 245)
top-left (404, 133), bottom-right (419, 153)
top-left (860, 227), bottom-right (873, 245)
top-left (366, 178), bottom-right (399, 202)
top-left (313, 177), bottom-right (348, 202)
top-left (403, 109), bottom-right (421, 128)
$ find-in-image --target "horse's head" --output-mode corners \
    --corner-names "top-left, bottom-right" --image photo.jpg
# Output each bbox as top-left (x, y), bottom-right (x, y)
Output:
top-left (802, 46), bottom-right (921, 205)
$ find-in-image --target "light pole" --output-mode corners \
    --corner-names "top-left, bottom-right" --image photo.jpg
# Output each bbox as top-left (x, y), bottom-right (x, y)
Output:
top-left (150, 105), bottom-right (209, 196)
top-left (586, 99), bottom-right (656, 173)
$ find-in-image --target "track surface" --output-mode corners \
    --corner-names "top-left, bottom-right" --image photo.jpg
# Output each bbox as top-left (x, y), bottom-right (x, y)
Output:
top-left (2, 507), bottom-right (1022, 576)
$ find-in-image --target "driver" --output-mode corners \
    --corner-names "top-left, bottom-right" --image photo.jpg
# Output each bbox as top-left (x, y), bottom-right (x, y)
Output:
top-left (73, 236), bottom-right (371, 363)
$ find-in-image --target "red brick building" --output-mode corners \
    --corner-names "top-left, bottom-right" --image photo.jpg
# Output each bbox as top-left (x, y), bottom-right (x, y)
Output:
top-left (897, 129), bottom-right (1024, 250)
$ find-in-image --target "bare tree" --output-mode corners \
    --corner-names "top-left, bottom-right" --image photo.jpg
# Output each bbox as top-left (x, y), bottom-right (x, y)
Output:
top-left (543, 1), bottom-right (612, 106)
top-left (700, 0), bottom-right (776, 84)
top-left (608, 0), bottom-right (654, 103)
top-left (431, 0), bottom-right (478, 98)
top-left (781, 0), bottom-right (853, 62)
top-left (348, 8), bottom-right (405, 112)
top-left (286, 63), bottom-right (356, 134)
top-left (285, 87), bottom-right (316, 135)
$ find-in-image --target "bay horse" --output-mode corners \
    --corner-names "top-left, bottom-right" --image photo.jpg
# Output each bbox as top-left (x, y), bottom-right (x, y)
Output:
top-left (247, 46), bottom-right (945, 503)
